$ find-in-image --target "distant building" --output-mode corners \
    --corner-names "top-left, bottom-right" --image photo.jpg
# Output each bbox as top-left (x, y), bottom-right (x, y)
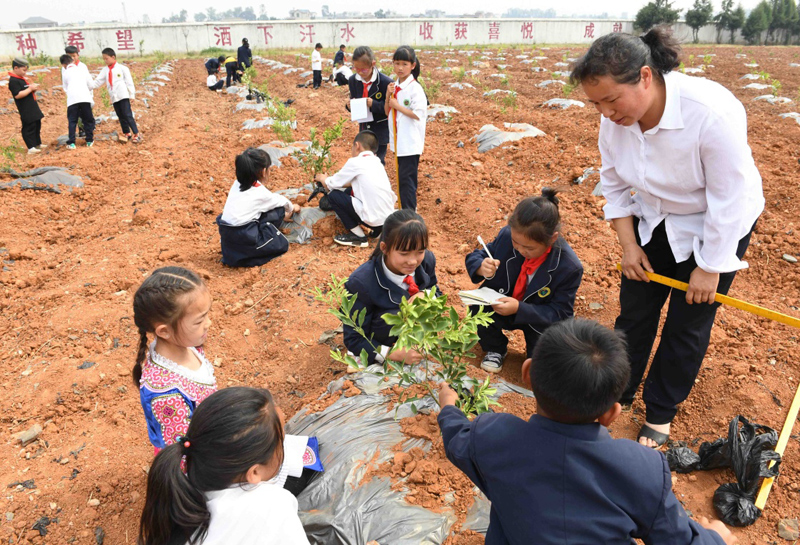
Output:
top-left (19, 16), bottom-right (58, 29)
top-left (425, 10), bottom-right (446, 18)
top-left (289, 9), bottom-right (315, 19)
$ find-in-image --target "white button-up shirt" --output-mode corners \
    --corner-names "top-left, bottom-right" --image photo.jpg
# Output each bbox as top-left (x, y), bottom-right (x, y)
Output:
top-left (61, 62), bottom-right (94, 107)
top-left (220, 180), bottom-right (292, 226)
top-left (325, 151), bottom-right (397, 227)
top-left (92, 63), bottom-right (135, 102)
top-left (388, 75), bottom-right (427, 157)
top-left (600, 71), bottom-right (764, 273)
top-left (311, 50), bottom-right (322, 71)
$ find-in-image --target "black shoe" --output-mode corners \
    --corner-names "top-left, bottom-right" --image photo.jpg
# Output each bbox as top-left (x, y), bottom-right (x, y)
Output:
top-left (334, 233), bottom-right (368, 247)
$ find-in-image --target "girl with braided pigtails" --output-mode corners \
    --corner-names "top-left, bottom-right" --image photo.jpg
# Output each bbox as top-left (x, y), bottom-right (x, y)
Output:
top-left (132, 266), bottom-right (216, 455)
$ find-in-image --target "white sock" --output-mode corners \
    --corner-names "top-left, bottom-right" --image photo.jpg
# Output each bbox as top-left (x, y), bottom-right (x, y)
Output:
top-left (350, 226), bottom-right (366, 237)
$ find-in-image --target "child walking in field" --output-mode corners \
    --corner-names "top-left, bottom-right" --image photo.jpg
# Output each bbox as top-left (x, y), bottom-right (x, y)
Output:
top-left (314, 130), bottom-right (397, 247)
top-left (92, 48), bottom-right (141, 143)
top-left (217, 147), bottom-right (299, 267)
top-left (464, 189), bottom-right (583, 373)
top-left (343, 210), bottom-right (438, 366)
top-left (8, 58), bottom-right (44, 154)
top-left (60, 54), bottom-right (95, 149)
top-left (348, 46), bottom-right (392, 164)
top-left (138, 387), bottom-right (311, 545)
top-left (386, 45), bottom-right (426, 211)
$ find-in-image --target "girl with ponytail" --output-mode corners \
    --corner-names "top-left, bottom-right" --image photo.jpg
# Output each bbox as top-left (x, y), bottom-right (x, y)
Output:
top-left (571, 26), bottom-right (763, 448)
top-left (138, 386), bottom-right (309, 545)
top-left (133, 266), bottom-right (217, 454)
top-left (464, 189), bottom-right (583, 374)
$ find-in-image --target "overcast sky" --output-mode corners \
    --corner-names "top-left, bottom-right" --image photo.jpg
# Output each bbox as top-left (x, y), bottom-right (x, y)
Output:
top-left (3, 0), bottom-right (766, 30)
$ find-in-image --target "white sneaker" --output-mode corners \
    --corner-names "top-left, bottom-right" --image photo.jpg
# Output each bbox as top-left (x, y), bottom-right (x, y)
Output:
top-left (38, 144), bottom-right (48, 149)
top-left (480, 351), bottom-right (507, 373)
top-left (27, 147), bottom-right (41, 154)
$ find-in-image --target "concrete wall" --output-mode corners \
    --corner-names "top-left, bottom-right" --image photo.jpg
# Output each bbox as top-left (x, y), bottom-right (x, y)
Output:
top-left (0, 19), bottom-right (737, 60)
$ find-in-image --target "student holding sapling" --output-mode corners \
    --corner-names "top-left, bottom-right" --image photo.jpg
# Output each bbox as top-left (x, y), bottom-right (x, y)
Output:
top-left (571, 26), bottom-right (763, 448)
top-left (438, 319), bottom-right (737, 545)
top-left (342, 210), bottom-right (439, 366)
top-left (464, 189), bottom-right (583, 374)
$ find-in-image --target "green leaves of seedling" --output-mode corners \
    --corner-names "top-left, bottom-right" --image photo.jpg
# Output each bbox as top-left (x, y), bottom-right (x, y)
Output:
top-left (314, 276), bottom-right (501, 416)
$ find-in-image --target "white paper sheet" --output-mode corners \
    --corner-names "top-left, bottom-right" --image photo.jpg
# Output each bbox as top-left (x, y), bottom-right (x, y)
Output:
top-left (350, 97), bottom-right (373, 123)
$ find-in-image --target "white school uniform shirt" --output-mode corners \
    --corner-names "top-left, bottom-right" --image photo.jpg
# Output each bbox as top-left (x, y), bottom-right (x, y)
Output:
top-left (61, 63), bottom-right (94, 107)
top-left (92, 63), bottom-right (135, 102)
top-left (324, 151), bottom-right (397, 226)
top-left (333, 65), bottom-right (353, 80)
top-left (192, 482), bottom-right (310, 545)
top-left (311, 50), bottom-right (322, 70)
top-left (388, 75), bottom-right (426, 157)
top-left (600, 71), bottom-right (764, 274)
top-left (220, 180), bottom-right (292, 226)
top-left (207, 74), bottom-right (218, 87)
top-left (355, 66), bottom-right (378, 88)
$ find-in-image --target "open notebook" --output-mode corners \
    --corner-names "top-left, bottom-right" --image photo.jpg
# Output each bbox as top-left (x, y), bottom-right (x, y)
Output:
top-left (458, 287), bottom-right (505, 306)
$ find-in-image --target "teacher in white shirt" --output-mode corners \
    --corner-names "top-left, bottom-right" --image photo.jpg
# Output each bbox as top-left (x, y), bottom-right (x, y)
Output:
top-left (571, 27), bottom-right (764, 448)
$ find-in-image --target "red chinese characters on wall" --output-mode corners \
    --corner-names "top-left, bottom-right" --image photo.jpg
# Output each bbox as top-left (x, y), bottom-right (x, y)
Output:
top-left (419, 22), bottom-right (433, 41)
top-left (15, 34), bottom-right (38, 56)
top-left (300, 24), bottom-right (315, 43)
top-left (258, 25), bottom-right (273, 45)
top-left (520, 22), bottom-right (534, 40)
top-left (612, 22), bottom-right (623, 33)
top-left (340, 23), bottom-right (355, 42)
top-left (584, 22), bottom-right (595, 38)
top-left (66, 31), bottom-right (85, 52)
top-left (116, 29), bottom-right (135, 51)
top-left (214, 26), bottom-right (232, 47)
top-left (455, 22), bottom-right (468, 40)
top-left (488, 22), bottom-right (500, 41)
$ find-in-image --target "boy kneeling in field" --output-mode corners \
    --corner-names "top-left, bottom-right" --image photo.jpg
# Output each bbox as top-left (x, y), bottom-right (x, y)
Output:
top-left (437, 318), bottom-right (737, 545)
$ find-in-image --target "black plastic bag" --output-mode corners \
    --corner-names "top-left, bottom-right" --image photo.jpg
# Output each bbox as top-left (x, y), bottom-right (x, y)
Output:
top-left (665, 416), bottom-right (780, 527)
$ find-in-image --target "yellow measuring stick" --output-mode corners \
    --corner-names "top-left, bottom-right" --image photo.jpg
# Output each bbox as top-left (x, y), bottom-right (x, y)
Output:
top-left (615, 263), bottom-right (800, 511)
top-left (755, 382), bottom-right (800, 509)
top-left (615, 264), bottom-right (800, 329)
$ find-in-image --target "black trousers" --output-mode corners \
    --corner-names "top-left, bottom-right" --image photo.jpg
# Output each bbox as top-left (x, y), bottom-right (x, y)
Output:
top-left (326, 189), bottom-right (362, 230)
top-left (313, 70), bottom-right (322, 88)
top-left (67, 103), bottom-right (95, 145)
top-left (208, 80), bottom-right (224, 91)
top-left (113, 99), bottom-right (138, 135)
top-left (21, 119), bottom-right (42, 149)
top-left (474, 306), bottom-right (540, 358)
top-left (376, 144), bottom-right (387, 165)
top-left (225, 62), bottom-right (240, 87)
top-left (617, 219), bottom-right (755, 424)
top-left (397, 154), bottom-right (420, 211)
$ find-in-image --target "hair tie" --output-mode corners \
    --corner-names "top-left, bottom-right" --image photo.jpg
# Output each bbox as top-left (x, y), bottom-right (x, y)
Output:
top-left (183, 440), bottom-right (191, 449)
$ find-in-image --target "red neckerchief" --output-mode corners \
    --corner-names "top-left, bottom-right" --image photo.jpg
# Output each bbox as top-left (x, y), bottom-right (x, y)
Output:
top-left (108, 62), bottom-right (117, 87)
top-left (403, 275), bottom-right (419, 296)
top-left (512, 247), bottom-right (551, 301)
top-left (391, 79), bottom-right (404, 138)
top-left (362, 78), bottom-right (369, 98)
top-left (8, 71), bottom-right (36, 101)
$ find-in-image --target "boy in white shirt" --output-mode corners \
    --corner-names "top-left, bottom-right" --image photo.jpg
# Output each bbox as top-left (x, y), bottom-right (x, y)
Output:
top-left (92, 48), bottom-right (141, 144)
top-left (60, 54), bottom-right (96, 149)
top-left (314, 130), bottom-right (397, 247)
top-left (311, 43), bottom-right (323, 89)
top-left (207, 70), bottom-right (224, 92)
top-left (331, 63), bottom-right (353, 86)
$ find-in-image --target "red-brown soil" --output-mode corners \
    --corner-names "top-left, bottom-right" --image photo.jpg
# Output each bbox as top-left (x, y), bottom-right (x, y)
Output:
top-left (0, 44), bottom-right (799, 544)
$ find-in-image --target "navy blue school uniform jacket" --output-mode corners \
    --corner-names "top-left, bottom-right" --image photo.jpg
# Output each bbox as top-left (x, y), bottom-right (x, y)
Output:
top-left (438, 406), bottom-right (726, 545)
top-left (465, 226), bottom-right (583, 334)
top-left (347, 72), bottom-right (392, 146)
top-left (343, 251), bottom-right (438, 364)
